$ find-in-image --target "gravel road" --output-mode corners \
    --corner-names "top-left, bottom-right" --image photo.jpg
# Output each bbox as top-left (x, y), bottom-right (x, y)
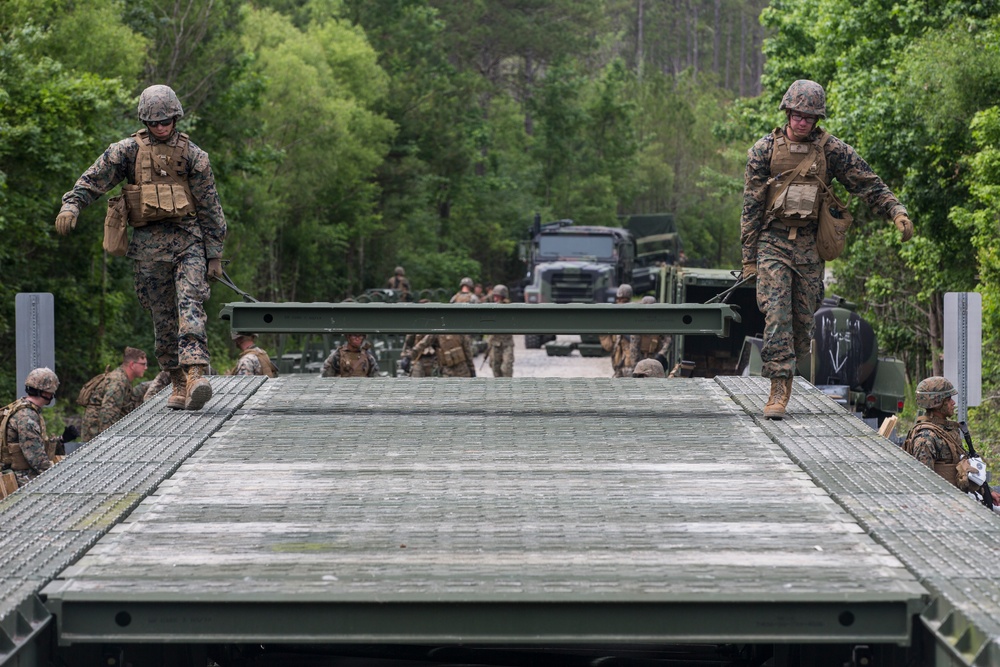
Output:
top-left (477, 335), bottom-right (611, 378)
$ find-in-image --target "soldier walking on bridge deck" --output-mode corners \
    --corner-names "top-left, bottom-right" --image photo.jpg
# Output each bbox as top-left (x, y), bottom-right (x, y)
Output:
top-left (742, 79), bottom-right (913, 419)
top-left (600, 284), bottom-right (635, 377)
top-left (55, 84), bottom-right (227, 412)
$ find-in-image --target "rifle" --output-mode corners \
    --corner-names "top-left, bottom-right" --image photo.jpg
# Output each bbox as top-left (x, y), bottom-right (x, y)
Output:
top-left (958, 421), bottom-right (994, 511)
top-left (480, 341), bottom-right (492, 371)
top-left (213, 262), bottom-right (259, 303)
top-left (704, 270), bottom-right (753, 305)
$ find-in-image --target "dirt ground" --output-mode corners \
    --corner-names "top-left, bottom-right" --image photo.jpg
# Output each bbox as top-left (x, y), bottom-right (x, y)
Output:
top-left (477, 335), bottom-right (611, 378)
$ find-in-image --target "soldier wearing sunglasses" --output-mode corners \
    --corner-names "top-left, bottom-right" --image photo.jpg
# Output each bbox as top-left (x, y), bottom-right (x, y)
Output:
top-left (54, 85), bottom-right (227, 412)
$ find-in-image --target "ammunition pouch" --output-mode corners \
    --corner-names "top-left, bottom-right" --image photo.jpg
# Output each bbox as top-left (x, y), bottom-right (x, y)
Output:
top-left (123, 183), bottom-right (195, 226)
top-left (104, 195), bottom-right (129, 256)
top-left (438, 335), bottom-right (468, 367)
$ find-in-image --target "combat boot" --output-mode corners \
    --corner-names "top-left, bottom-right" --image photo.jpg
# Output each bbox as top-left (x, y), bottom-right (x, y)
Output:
top-left (782, 377), bottom-right (794, 413)
top-left (166, 368), bottom-right (187, 410)
top-left (184, 364), bottom-right (213, 411)
top-left (763, 377), bottom-right (788, 420)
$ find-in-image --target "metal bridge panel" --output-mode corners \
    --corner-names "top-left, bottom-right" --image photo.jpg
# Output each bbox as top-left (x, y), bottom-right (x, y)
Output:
top-left (43, 377), bottom-right (923, 645)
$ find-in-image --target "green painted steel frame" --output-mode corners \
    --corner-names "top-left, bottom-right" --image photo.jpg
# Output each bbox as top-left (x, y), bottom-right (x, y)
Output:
top-left (220, 302), bottom-right (740, 336)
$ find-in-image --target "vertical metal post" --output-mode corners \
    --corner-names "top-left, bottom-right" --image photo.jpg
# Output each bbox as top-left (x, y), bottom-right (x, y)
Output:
top-left (15, 293), bottom-right (56, 398)
top-left (944, 292), bottom-right (982, 424)
top-left (958, 293), bottom-right (969, 424)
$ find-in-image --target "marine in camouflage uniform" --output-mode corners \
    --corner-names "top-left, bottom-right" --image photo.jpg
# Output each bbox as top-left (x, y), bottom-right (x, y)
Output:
top-left (402, 334), bottom-right (440, 377)
top-left (385, 266), bottom-right (411, 297)
top-left (628, 296), bottom-right (671, 376)
top-left (411, 334), bottom-right (475, 378)
top-left (488, 285), bottom-right (515, 377)
top-left (231, 333), bottom-right (278, 377)
top-left (904, 377), bottom-right (968, 489)
top-left (603, 284), bottom-right (634, 378)
top-left (81, 348), bottom-right (147, 442)
top-left (3, 369), bottom-right (77, 487)
top-left (321, 334), bottom-right (379, 377)
top-left (742, 80), bottom-right (913, 419)
top-left (56, 84), bottom-right (226, 412)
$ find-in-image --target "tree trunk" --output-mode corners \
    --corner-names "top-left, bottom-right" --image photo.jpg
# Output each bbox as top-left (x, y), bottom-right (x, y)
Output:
top-left (930, 291), bottom-right (944, 376)
top-left (636, 0), bottom-right (644, 79)
top-left (713, 0), bottom-right (721, 75)
top-left (739, 10), bottom-right (747, 97)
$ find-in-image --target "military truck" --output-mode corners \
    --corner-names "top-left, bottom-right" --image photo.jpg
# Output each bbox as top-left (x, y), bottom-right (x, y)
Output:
top-left (517, 216), bottom-right (636, 349)
top-left (662, 265), bottom-right (905, 426)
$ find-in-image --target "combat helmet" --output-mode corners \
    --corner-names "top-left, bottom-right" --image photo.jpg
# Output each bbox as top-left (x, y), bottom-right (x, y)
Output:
top-left (25, 367), bottom-right (59, 395)
top-left (616, 284), bottom-right (633, 300)
top-left (640, 295), bottom-right (656, 304)
top-left (632, 359), bottom-right (666, 378)
top-left (138, 84), bottom-right (184, 123)
top-left (779, 80), bottom-right (827, 119)
top-left (915, 376), bottom-right (957, 410)
top-left (395, 266), bottom-right (405, 276)
top-left (492, 284), bottom-right (509, 299)
top-left (460, 277), bottom-right (474, 289)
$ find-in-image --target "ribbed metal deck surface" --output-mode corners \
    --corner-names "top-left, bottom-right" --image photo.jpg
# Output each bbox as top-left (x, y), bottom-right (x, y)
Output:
top-left (35, 376), bottom-right (928, 648)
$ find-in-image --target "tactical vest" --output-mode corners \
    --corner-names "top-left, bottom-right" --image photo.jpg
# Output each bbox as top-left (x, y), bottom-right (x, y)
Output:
top-left (1, 399), bottom-right (45, 471)
top-left (637, 334), bottom-right (663, 357)
top-left (437, 335), bottom-right (468, 367)
top-left (230, 348), bottom-right (279, 378)
top-left (451, 292), bottom-right (474, 304)
top-left (904, 419), bottom-right (964, 487)
top-left (338, 346), bottom-right (372, 377)
top-left (123, 129), bottom-right (196, 225)
top-left (766, 129), bottom-right (830, 228)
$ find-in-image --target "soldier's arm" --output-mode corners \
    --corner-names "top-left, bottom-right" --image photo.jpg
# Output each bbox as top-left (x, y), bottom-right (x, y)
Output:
top-left (99, 374), bottom-right (131, 432)
top-left (234, 355), bottom-right (254, 376)
top-left (188, 146), bottom-right (227, 260)
top-left (14, 414), bottom-right (53, 473)
top-left (908, 433), bottom-right (937, 469)
top-left (740, 134), bottom-right (774, 264)
top-left (657, 335), bottom-right (673, 357)
top-left (59, 140), bottom-right (134, 217)
top-left (368, 353), bottom-right (380, 377)
top-left (321, 352), bottom-right (337, 378)
top-left (826, 137), bottom-right (906, 220)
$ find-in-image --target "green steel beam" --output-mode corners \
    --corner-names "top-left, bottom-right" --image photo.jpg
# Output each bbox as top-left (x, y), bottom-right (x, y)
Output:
top-left (220, 302), bottom-right (740, 336)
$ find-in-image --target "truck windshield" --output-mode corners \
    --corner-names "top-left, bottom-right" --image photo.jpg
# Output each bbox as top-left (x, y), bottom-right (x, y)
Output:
top-left (538, 234), bottom-right (614, 260)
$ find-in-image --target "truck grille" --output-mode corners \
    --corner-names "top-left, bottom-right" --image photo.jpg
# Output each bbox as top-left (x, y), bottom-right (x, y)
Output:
top-left (549, 272), bottom-right (596, 303)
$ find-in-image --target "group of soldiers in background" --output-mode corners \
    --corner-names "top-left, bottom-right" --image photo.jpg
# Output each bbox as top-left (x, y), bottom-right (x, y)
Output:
top-left (395, 276), bottom-right (515, 379)
top-left (601, 284), bottom-right (674, 379)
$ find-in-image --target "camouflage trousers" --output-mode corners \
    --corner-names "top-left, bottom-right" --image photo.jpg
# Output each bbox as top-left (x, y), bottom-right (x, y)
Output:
top-left (441, 362), bottom-right (473, 378)
top-left (756, 255), bottom-right (824, 378)
top-left (133, 247), bottom-right (211, 371)
top-left (13, 469), bottom-right (36, 487)
top-left (489, 341), bottom-right (515, 377)
top-left (410, 356), bottom-right (439, 378)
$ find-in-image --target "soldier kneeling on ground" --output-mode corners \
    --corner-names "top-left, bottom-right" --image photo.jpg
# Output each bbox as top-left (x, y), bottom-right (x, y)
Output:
top-left (2, 368), bottom-right (79, 491)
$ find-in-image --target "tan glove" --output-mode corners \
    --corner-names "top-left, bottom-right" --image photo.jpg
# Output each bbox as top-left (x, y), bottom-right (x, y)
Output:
top-left (742, 261), bottom-right (758, 282)
top-left (207, 258), bottom-right (223, 280)
top-left (893, 214), bottom-right (914, 242)
top-left (55, 211), bottom-right (77, 236)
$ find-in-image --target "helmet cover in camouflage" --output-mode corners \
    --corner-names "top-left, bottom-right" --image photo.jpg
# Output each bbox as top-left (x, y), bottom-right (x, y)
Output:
top-left (640, 295), bottom-right (656, 304)
top-left (231, 330), bottom-right (257, 341)
top-left (25, 367), bottom-right (59, 393)
top-left (491, 284), bottom-right (509, 299)
top-left (138, 84), bottom-right (184, 122)
top-left (616, 284), bottom-right (633, 299)
top-left (779, 79), bottom-right (827, 119)
top-left (915, 376), bottom-right (957, 410)
top-left (460, 277), bottom-right (474, 289)
top-left (632, 358), bottom-right (665, 378)
top-left (395, 266), bottom-right (405, 276)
